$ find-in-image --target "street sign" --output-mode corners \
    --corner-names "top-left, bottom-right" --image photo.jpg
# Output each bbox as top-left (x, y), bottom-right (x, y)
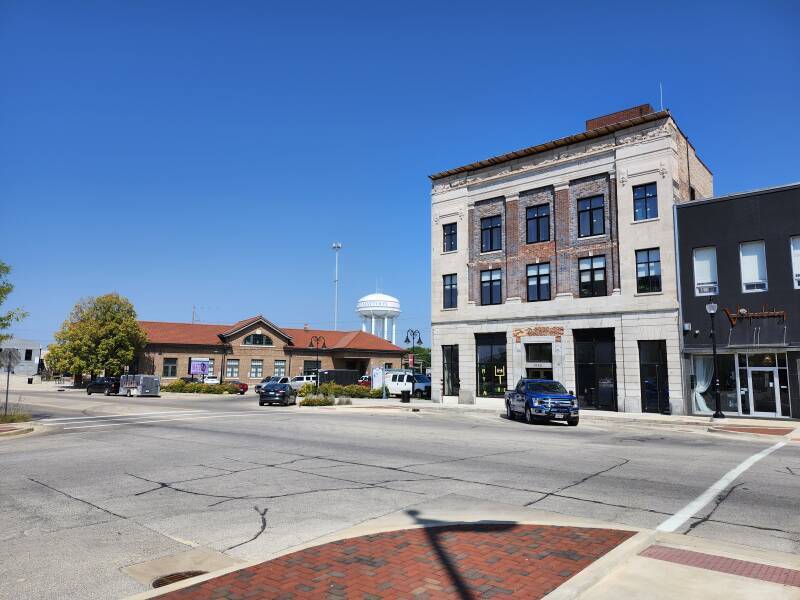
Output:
top-left (371, 367), bottom-right (384, 390)
top-left (408, 354), bottom-right (414, 367)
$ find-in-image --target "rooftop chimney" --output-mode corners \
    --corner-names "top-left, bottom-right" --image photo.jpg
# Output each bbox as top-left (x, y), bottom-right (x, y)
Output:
top-left (585, 104), bottom-right (654, 131)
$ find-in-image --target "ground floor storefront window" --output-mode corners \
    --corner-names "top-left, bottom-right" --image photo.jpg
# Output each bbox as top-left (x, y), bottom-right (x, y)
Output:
top-left (574, 328), bottom-right (617, 410)
top-left (638, 340), bottom-right (669, 413)
top-left (303, 360), bottom-right (321, 375)
top-left (692, 352), bottom-right (792, 418)
top-left (442, 345), bottom-right (459, 396)
top-left (476, 333), bottom-right (507, 397)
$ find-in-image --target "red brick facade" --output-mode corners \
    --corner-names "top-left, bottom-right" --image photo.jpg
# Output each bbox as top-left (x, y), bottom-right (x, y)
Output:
top-left (585, 104), bottom-right (654, 130)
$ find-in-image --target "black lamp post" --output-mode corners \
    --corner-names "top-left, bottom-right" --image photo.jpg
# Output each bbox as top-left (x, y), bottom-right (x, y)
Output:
top-left (404, 329), bottom-right (423, 373)
top-left (706, 299), bottom-right (725, 419)
top-left (308, 335), bottom-right (326, 393)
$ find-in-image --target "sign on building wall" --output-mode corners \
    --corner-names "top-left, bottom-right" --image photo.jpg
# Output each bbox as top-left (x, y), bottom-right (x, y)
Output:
top-left (189, 358), bottom-right (210, 375)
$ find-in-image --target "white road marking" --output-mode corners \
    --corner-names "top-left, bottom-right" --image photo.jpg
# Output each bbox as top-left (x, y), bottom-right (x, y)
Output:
top-left (657, 440), bottom-right (787, 533)
top-left (61, 411), bottom-right (276, 430)
top-left (41, 410), bottom-right (208, 422)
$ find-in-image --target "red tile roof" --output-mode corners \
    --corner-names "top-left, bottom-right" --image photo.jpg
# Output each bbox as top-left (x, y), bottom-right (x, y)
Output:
top-left (139, 320), bottom-right (403, 353)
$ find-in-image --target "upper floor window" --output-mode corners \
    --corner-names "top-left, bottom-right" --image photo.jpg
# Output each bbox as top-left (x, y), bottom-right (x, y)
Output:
top-left (791, 237), bottom-right (800, 289)
top-left (636, 248), bottom-right (662, 293)
top-left (443, 274), bottom-right (457, 309)
top-left (442, 223), bottom-right (457, 252)
top-left (526, 263), bottom-right (551, 302)
top-left (243, 333), bottom-right (272, 346)
top-left (633, 183), bottom-right (658, 221)
top-left (693, 247), bottom-right (718, 296)
top-left (577, 196), bottom-right (605, 237)
top-left (480, 269), bottom-right (502, 305)
top-left (480, 215), bottom-right (502, 252)
top-left (579, 256), bottom-right (606, 297)
top-left (739, 241), bottom-right (768, 292)
top-left (526, 205), bottom-right (550, 243)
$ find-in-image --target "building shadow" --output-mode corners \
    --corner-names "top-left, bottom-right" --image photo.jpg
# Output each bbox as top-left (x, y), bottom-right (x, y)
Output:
top-left (405, 509), bottom-right (518, 600)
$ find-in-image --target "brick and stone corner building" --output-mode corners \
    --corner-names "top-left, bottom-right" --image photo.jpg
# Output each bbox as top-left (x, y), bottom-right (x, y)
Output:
top-left (429, 105), bottom-right (712, 414)
top-left (136, 316), bottom-right (404, 383)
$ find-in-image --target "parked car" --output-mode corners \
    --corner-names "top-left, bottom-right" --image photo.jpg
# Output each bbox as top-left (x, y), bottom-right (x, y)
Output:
top-left (505, 379), bottom-right (579, 426)
top-left (203, 376), bottom-right (221, 385)
top-left (258, 383), bottom-right (296, 406)
top-left (357, 375), bottom-right (371, 388)
top-left (385, 371), bottom-right (414, 397)
top-left (86, 377), bottom-right (119, 396)
top-left (256, 376), bottom-right (289, 393)
top-left (227, 380), bottom-right (248, 394)
top-left (289, 375), bottom-right (316, 390)
top-left (412, 374), bottom-right (431, 398)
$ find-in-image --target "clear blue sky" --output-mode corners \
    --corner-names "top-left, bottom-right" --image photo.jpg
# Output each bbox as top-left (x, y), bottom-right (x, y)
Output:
top-left (2, 1), bottom-right (798, 346)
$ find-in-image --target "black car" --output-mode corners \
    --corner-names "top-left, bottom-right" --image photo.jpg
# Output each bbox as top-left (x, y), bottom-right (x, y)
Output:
top-left (258, 383), bottom-right (296, 406)
top-left (86, 377), bottom-right (119, 396)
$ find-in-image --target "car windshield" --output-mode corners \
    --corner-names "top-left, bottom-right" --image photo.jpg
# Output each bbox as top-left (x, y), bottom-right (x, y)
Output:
top-left (527, 381), bottom-right (568, 394)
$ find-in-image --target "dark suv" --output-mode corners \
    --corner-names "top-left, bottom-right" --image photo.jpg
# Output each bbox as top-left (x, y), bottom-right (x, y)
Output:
top-left (86, 377), bottom-right (120, 396)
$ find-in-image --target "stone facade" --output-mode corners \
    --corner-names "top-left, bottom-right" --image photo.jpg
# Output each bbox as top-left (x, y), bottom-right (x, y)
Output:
top-left (430, 109), bottom-right (712, 413)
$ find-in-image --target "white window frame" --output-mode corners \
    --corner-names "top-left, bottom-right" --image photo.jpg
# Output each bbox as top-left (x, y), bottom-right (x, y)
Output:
top-left (225, 359), bottom-right (239, 378)
top-left (739, 240), bottom-right (768, 293)
top-left (693, 247), bottom-right (719, 296)
top-left (249, 359), bottom-right (263, 379)
top-left (274, 359), bottom-right (286, 377)
top-left (791, 236), bottom-right (800, 290)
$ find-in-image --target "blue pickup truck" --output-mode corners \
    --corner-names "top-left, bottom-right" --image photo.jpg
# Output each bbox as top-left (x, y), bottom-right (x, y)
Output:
top-left (504, 379), bottom-right (579, 426)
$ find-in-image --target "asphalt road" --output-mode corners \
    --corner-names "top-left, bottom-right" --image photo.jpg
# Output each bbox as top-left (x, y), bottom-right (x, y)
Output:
top-left (1, 389), bottom-right (798, 599)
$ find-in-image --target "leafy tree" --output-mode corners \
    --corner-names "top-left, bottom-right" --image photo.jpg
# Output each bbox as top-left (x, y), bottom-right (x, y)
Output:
top-left (47, 294), bottom-right (147, 379)
top-left (405, 345), bottom-right (431, 369)
top-left (0, 261), bottom-right (27, 344)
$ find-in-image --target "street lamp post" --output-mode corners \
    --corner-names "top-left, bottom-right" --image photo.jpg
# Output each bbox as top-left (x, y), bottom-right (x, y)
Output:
top-left (332, 243), bottom-right (342, 330)
top-left (404, 329), bottom-right (423, 374)
top-left (308, 335), bottom-right (327, 393)
top-left (706, 299), bottom-right (725, 419)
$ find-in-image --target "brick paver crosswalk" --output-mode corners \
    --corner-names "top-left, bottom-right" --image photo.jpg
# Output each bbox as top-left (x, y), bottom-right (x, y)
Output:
top-left (157, 524), bottom-right (635, 599)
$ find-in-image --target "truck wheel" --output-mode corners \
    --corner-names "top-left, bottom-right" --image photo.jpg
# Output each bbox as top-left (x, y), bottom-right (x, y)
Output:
top-left (505, 402), bottom-right (515, 420)
top-left (524, 406), bottom-right (534, 424)
top-left (567, 417), bottom-right (579, 427)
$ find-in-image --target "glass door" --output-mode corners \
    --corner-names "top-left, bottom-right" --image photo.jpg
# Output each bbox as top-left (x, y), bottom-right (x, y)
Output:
top-left (747, 368), bottom-right (780, 417)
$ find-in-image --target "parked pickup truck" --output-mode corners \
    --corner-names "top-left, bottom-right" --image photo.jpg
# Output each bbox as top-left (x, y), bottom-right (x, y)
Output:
top-left (505, 379), bottom-right (579, 426)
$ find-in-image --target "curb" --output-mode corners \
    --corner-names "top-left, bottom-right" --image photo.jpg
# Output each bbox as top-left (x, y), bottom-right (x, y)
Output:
top-left (0, 425), bottom-right (34, 438)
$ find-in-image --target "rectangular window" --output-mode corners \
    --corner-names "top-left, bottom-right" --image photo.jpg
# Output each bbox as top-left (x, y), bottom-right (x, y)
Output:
top-left (525, 343), bottom-right (552, 363)
top-left (480, 269), bottom-right (502, 305)
top-left (162, 358), bottom-right (177, 378)
top-left (249, 359), bottom-right (263, 379)
top-left (740, 240), bottom-right (768, 292)
top-left (303, 360), bottom-right (320, 375)
top-left (273, 359), bottom-right (286, 377)
top-left (791, 237), bottom-right (800, 289)
top-left (24, 349), bottom-right (33, 361)
top-left (639, 340), bottom-right (668, 413)
top-left (442, 345), bottom-right (460, 396)
top-left (443, 274), bottom-right (457, 309)
top-left (636, 248), bottom-right (662, 293)
top-left (579, 256), bottom-right (606, 298)
top-left (526, 263), bottom-right (551, 302)
top-left (476, 333), bottom-right (507, 397)
top-left (693, 247), bottom-right (718, 296)
top-left (225, 359), bottom-right (239, 378)
top-left (442, 223), bottom-right (457, 252)
top-left (633, 183), bottom-right (658, 221)
top-left (480, 215), bottom-right (502, 252)
top-left (577, 196), bottom-right (605, 237)
top-left (525, 205), bottom-right (550, 243)
top-left (208, 358), bottom-right (215, 375)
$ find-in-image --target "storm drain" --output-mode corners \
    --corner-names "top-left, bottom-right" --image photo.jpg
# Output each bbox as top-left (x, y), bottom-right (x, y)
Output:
top-left (152, 571), bottom-right (208, 588)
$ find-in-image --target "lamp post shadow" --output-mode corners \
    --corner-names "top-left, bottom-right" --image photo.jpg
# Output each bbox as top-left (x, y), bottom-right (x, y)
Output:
top-left (405, 509), bottom-right (518, 600)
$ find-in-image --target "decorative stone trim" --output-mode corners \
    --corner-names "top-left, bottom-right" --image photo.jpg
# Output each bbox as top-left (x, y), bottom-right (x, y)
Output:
top-left (512, 326), bottom-right (564, 342)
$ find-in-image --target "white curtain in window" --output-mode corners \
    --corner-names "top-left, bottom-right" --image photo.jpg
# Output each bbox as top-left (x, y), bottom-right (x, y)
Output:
top-left (692, 356), bottom-right (713, 413)
top-left (740, 241), bottom-right (767, 284)
top-left (791, 237), bottom-right (800, 285)
top-left (693, 247), bottom-right (717, 286)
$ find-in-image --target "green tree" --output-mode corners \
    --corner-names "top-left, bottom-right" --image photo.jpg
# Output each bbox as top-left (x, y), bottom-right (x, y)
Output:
top-left (0, 261), bottom-right (27, 344)
top-left (47, 293), bottom-right (147, 379)
top-left (405, 345), bottom-right (431, 369)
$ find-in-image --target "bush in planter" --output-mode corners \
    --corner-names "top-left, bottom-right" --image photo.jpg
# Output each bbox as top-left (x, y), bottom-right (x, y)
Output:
top-left (299, 395), bottom-right (334, 406)
top-left (163, 380), bottom-right (186, 392)
top-left (369, 387), bottom-right (388, 398)
top-left (298, 383), bottom-right (316, 397)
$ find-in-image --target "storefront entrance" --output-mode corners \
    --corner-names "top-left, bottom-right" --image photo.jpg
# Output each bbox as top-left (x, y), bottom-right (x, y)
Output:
top-left (573, 328), bottom-right (617, 411)
top-left (476, 333), bottom-right (507, 397)
top-left (748, 368), bottom-right (780, 416)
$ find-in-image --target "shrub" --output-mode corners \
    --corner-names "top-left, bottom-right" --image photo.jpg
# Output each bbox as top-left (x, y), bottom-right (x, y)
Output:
top-left (299, 395), bottom-right (334, 406)
top-left (369, 387), bottom-right (388, 398)
top-left (162, 381), bottom-right (239, 394)
top-left (336, 397), bottom-right (352, 405)
top-left (298, 383), bottom-right (316, 397)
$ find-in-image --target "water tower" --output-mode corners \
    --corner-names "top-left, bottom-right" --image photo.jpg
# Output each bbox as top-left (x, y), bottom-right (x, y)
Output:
top-left (356, 293), bottom-right (401, 344)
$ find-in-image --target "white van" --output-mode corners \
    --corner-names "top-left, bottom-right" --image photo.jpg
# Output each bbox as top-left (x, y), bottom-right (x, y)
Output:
top-left (385, 371), bottom-right (414, 397)
top-left (289, 374), bottom-right (317, 390)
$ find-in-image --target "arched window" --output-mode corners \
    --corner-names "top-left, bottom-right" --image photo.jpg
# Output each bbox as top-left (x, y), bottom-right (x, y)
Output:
top-left (243, 333), bottom-right (272, 346)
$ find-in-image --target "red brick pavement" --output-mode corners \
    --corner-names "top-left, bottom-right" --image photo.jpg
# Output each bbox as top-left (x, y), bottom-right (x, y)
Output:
top-left (640, 544), bottom-right (800, 587)
top-left (713, 426), bottom-right (794, 436)
top-left (157, 524), bottom-right (635, 599)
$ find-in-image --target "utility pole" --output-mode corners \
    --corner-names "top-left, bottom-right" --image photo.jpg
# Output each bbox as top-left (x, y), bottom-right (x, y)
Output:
top-left (191, 305), bottom-right (196, 324)
top-left (332, 242), bottom-right (342, 330)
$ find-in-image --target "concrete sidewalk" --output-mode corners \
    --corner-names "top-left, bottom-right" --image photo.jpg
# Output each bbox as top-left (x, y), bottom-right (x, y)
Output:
top-left (129, 495), bottom-right (800, 599)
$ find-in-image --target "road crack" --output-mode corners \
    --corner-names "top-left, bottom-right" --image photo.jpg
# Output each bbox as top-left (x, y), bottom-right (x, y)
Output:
top-left (225, 506), bottom-right (269, 551)
top-left (525, 458), bottom-right (630, 506)
top-left (29, 478), bottom-right (126, 519)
